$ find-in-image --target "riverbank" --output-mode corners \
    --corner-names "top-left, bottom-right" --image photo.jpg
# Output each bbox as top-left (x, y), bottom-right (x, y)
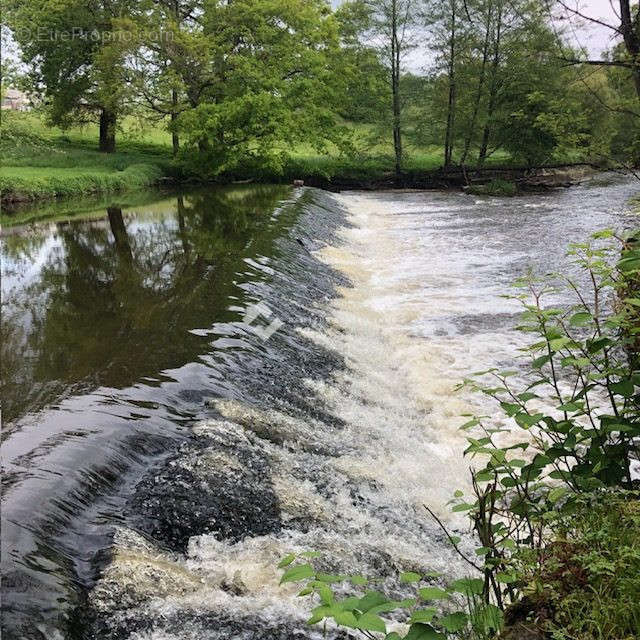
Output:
top-left (2, 111), bottom-right (601, 211)
top-left (1, 155), bottom-right (603, 210)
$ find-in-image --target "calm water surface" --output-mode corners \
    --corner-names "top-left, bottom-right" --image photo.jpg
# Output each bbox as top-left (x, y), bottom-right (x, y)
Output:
top-left (1, 185), bottom-right (300, 637)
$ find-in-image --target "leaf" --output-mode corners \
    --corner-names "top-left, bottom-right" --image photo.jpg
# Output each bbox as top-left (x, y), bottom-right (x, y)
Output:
top-left (386, 634), bottom-right (402, 640)
top-left (307, 605), bottom-right (332, 624)
top-left (313, 582), bottom-right (334, 605)
top-left (354, 612), bottom-right (387, 633)
top-left (460, 418), bottom-right (480, 430)
top-left (404, 623), bottom-right (446, 640)
top-left (532, 355), bottom-right (550, 369)
top-left (300, 551), bottom-right (321, 558)
top-left (549, 337), bottom-right (572, 351)
top-left (449, 578), bottom-right (484, 596)
top-left (340, 597), bottom-right (361, 611)
top-left (357, 591), bottom-right (389, 613)
top-left (548, 487), bottom-right (568, 503)
top-left (333, 610), bottom-right (358, 627)
top-left (349, 575), bottom-right (367, 585)
top-left (418, 587), bottom-right (449, 601)
top-left (409, 608), bottom-right (437, 623)
top-left (370, 599), bottom-right (416, 614)
top-left (452, 502), bottom-right (475, 512)
top-left (611, 379), bottom-right (634, 398)
top-left (278, 553), bottom-right (296, 568)
top-left (569, 311), bottom-right (592, 326)
top-left (297, 587), bottom-right (313, 597)
top-left (280, 563), bottom-right (315, 584)
top-left (400, 571), bottom-right (421, 583)
top-left (515, 412), bottom-right (544, 428)
top-left (440, 611), bottom-right (468, 632)
top-left (496, 571), bottom-right (518, 584)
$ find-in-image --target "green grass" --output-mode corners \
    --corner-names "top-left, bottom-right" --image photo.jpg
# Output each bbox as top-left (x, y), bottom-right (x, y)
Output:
top-left (1, 111), bottom-right (173, 205)
top-left (509, 492), bottom-right (640, 640)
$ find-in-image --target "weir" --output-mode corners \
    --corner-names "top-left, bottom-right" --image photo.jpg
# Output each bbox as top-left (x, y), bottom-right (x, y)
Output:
top-left (1, 177), bottom-right (637, 639)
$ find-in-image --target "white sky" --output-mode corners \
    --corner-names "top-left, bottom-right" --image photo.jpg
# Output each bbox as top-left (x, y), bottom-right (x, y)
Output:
top-left (564, 0), bottom-right (621, 55)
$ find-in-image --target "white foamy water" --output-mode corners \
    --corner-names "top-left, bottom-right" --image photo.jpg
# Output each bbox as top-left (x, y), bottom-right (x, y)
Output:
top-left (86, 180), bottom-right (638, 638)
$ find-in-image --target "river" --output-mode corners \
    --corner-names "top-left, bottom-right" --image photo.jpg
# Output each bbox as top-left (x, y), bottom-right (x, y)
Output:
top-left (1, 177), bottom-right (637, 639)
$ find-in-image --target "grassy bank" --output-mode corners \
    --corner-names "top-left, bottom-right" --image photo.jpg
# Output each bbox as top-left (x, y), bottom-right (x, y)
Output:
top-left (1, 112), bottom-right (173, 204)
top-left (1, 111), bottom-right (593, 208)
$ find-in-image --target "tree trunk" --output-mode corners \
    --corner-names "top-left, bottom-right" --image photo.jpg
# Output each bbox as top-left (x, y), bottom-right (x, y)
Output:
top-left (99, 108), bottom-right (117, 153)
top-left (478, 1), bottom-right (503, 166)
top-left (171, 88), bottom-right (180, 155)
top-left (444, 0), bottom-right (457, 168)
top-left (619, 0), bottom-right (640, 101)
top-left (391, 0), bottom-right (403, 176)
top-left (461, 0), bottom-right (493, 166)
top-left (107, 207), bottom-right (132, 263)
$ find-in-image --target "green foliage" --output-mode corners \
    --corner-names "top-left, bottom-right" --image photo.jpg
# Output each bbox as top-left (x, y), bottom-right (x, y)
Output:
top-left (277, 554), bottom-right (502, 639)
top-left (276, 229), bottom-right (640, 640)
top-left (443, 229), bottom-right (640, 633)
top-left (165, 0), bottom-right (348, 177)
top-left (496, 89), bottom-right (585, 168)
top-left (515, 491), bottom-right (640, 640)
top-left (4, 0), bottom-right (136, 134)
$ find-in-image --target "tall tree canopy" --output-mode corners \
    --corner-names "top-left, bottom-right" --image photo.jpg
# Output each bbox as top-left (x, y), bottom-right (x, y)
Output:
top-left (5, 0), bottom-right (139, 151)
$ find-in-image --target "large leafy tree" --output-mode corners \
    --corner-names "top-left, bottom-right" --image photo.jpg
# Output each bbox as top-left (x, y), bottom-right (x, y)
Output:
top-left (4, 0), bottom-right (137, 152)
top-left (550, 0), bottom-right (640, 104)
top-left (110, 0), bottom-right (200, 155)
top-left (171, 0), bottom-right (346, 176)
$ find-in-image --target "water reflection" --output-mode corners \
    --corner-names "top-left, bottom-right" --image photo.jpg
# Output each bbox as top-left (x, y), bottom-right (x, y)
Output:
top-left (1, 186), bottom-right (291, 425)
top-left (1, 184), bottom-right (296, 639)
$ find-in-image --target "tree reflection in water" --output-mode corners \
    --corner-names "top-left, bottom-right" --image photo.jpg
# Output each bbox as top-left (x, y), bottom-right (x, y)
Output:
top-left (1, 185), bottom-right (291, 426)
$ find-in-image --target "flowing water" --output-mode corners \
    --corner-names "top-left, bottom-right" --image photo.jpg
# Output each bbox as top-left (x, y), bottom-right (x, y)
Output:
top-left (1, 177), bottom-right (638, 640)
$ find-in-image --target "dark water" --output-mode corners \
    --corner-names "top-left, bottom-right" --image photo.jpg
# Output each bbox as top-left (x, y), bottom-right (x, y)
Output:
top-left (1, 184), bottom-right (317, 638)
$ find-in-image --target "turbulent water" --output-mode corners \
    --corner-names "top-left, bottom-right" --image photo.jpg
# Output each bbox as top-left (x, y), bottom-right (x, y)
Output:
top-left (1, 177), bottom-right (638, 640)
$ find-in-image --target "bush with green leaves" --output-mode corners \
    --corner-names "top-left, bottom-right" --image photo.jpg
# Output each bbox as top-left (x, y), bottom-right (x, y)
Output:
top-left (519, 490), bottom-right (640, 640)
top-left (277, 229), bottom-right (639, 639)
top-left (278, 552), bottom-right (502, 640)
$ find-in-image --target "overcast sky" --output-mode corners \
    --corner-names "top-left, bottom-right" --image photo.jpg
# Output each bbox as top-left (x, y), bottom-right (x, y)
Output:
top-left (565, 0), bottom-right (621, 55)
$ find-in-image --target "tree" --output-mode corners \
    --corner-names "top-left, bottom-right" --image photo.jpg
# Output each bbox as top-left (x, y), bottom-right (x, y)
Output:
top-left (4, 0), bottom-right (137, 152)
top-left (549, 0), bottom-right (640, 104)
top-left (334, 1), bottom-right (390, 125)
top-left (340, 0), bottom-right (419, 175)
top-left (171, 0), bottom-right (347, 176)
top-left (106, 0), bottom-right (199, 155)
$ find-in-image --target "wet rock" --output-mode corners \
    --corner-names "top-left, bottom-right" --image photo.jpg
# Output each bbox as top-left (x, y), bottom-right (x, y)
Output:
top-left (127, 439), bottom-right (281, 553)
top-left (83, 609), bottom-right (354, 640)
